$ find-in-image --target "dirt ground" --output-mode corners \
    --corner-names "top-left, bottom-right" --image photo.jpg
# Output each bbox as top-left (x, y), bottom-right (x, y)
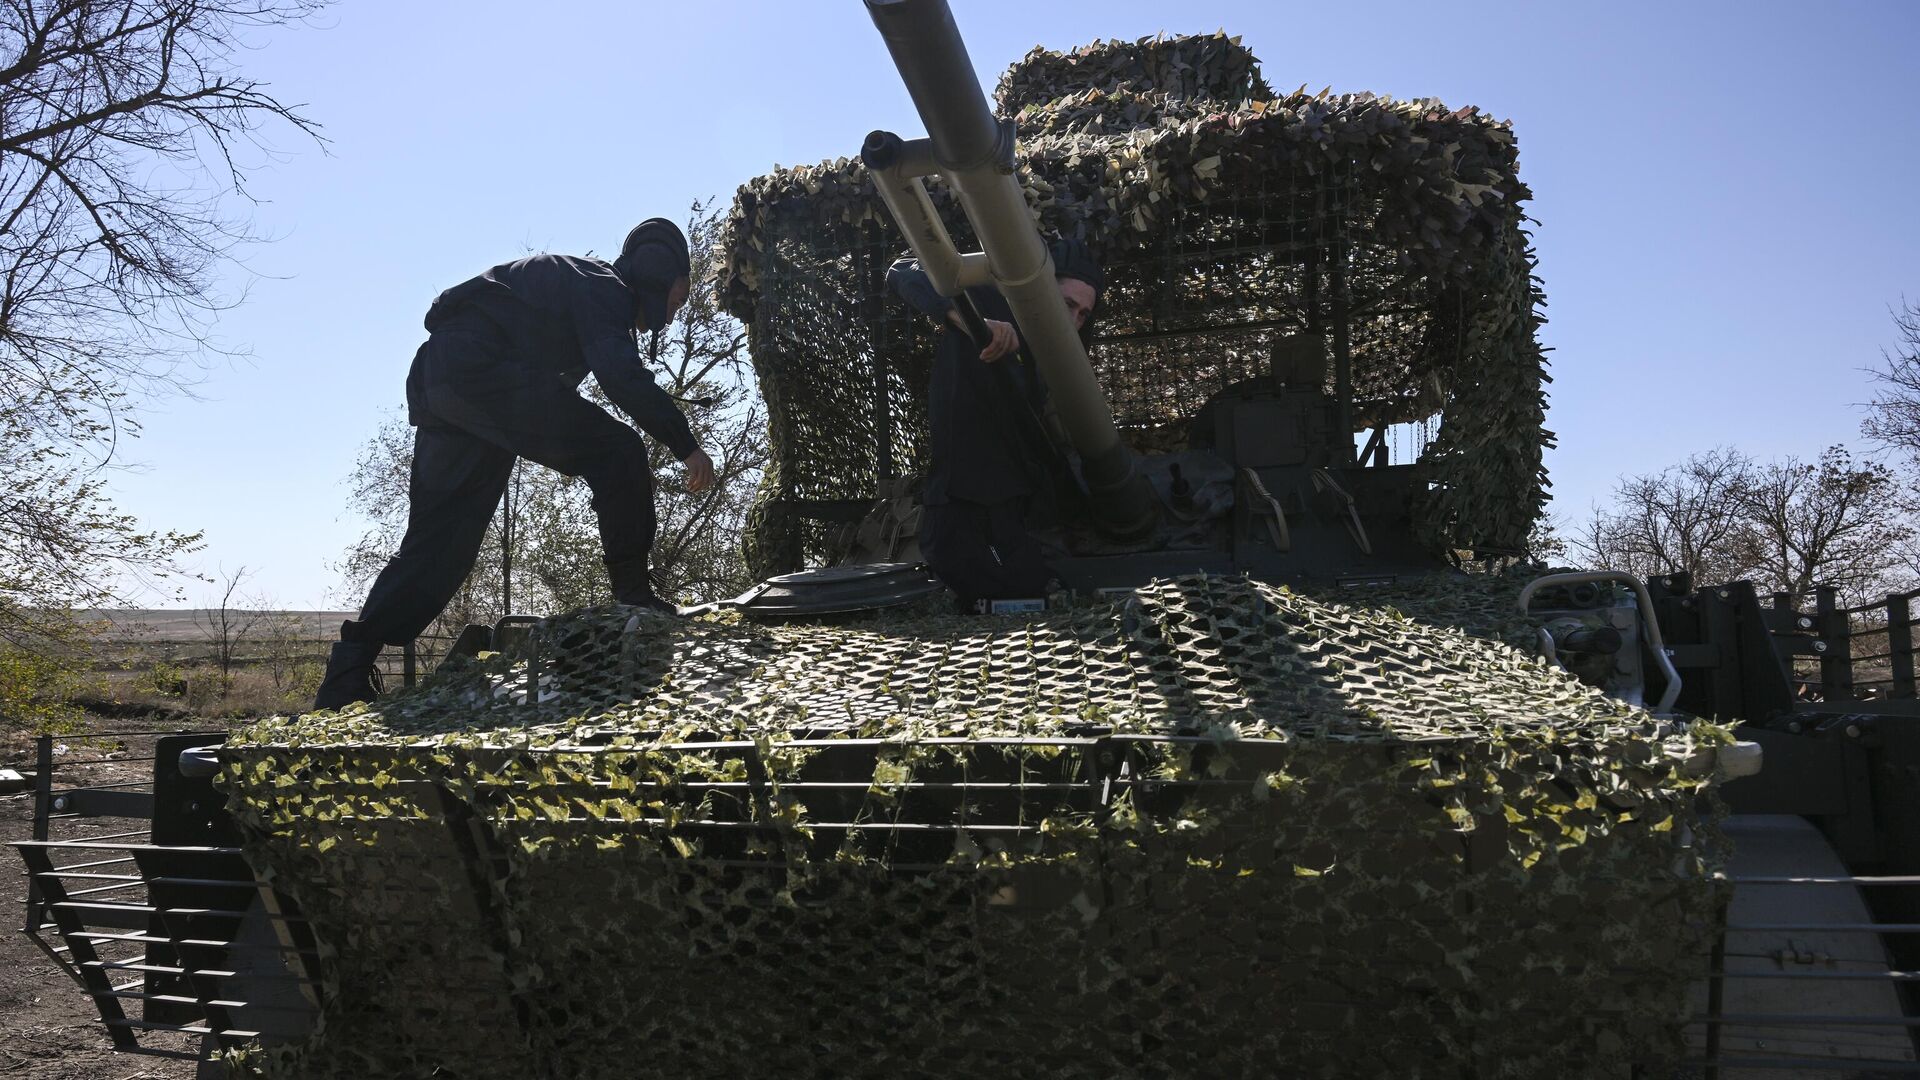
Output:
top-left (2, 726), bottom-right (200, 1080)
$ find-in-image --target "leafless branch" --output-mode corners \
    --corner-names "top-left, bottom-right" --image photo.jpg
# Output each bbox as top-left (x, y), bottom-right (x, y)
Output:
top-left (0, 1), bottom-right (325, 648)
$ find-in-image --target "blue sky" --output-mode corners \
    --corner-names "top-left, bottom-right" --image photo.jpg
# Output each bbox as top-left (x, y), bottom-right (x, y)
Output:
top-left (103, 0), bottom-right (1919, 609)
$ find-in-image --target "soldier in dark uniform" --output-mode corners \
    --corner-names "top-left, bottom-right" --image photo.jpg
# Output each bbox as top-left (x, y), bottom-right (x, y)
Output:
top-left (886, 239), bottom-right (1102, 611)
top-left (314, 218), bottom-right (715, 710)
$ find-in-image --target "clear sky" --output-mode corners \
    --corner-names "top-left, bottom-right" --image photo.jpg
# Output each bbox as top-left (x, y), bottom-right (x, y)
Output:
top-left (102, 0), bottom-right (1919, 609)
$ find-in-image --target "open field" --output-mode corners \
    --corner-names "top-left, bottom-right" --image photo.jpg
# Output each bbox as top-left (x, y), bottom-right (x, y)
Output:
top-left (48, 611), bottom-right (461, 718)
top-left (77, 610), bottom-right (357, 642)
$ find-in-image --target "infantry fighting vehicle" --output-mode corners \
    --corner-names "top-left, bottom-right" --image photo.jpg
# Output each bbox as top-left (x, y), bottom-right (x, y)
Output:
top-left (14, 2), bottom-right (1920, 1076)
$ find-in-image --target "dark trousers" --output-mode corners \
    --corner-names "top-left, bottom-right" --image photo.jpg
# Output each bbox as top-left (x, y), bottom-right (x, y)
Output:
top-left (353, 330), bottom-right (658, 645)
top-left (918, 498), bottom-right (1051, 611)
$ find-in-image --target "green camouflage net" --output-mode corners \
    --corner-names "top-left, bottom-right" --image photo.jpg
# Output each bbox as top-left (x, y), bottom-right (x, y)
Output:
top-left (220, 574), bottom-right (1727, 1079)
top-left (721, 32), bottom-right (1551, 568)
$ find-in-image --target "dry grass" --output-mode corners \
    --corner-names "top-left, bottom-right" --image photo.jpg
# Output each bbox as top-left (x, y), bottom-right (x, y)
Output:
top-left (80, 663), bottom-right (321, 720)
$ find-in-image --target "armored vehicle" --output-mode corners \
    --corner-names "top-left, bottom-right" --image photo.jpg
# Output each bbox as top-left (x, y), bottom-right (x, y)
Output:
top-left (14, 2), bottom-right (1920, 1076)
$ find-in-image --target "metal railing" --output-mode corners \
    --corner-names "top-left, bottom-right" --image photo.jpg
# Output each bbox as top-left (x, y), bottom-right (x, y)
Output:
top-left (11, 730), bottom-right (320, 1064)
top-left (1678, 872), bottom-right (1920, 1076)
top-left (1764, 585), bottom-right (1920, 703)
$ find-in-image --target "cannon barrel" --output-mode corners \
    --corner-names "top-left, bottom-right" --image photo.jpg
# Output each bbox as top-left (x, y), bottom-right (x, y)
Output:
top-left (862, 0), bottom-right (1159, 539)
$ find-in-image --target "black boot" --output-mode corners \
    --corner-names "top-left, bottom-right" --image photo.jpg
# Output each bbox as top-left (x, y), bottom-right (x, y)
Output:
top-left (606, 557), bottom-right (678, 616)
top-left (314, 622), bottom-right (383, 710)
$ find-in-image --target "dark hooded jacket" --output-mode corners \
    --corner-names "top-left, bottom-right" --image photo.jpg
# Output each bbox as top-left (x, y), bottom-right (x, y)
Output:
top-left (886, 240), bottom-right (1100, 506)
top-left (887, 260), bottom-right (1049, 505)
top-left (412, 254), bottom-right (698, 461)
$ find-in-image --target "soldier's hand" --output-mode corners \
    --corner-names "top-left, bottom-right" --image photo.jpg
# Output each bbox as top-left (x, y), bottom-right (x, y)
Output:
top-left (682, 448), bottom-right (715, 494)
top-left (979, 319), bottom-right (1020, 362)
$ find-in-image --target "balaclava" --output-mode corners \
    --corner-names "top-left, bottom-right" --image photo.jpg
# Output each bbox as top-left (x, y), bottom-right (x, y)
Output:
top-left (613, 218), bottom-right (691, 332)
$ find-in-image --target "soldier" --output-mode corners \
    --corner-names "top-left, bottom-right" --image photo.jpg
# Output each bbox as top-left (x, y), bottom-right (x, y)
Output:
top-left (314, 219), bottom-right (715, 710)
top-left (886, 239), bottom-right (1102, 611)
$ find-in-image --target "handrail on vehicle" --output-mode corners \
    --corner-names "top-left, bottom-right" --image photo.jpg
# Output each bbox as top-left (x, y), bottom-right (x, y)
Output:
top-left (1519, 570), bottom-right (1683, 714)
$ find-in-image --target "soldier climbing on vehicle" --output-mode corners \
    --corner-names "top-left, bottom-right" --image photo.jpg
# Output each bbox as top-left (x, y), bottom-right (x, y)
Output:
top-left (314, 219), bottom-right (716, 710)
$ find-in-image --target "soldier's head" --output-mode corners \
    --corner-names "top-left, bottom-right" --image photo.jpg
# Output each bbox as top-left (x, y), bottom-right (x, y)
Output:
top-left (615, 217), bottom-right (691, 332)
top-left (1051, 237), bottom-right (1102, 333)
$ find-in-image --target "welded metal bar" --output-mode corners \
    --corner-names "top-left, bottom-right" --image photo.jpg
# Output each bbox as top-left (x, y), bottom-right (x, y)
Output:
top-left (1329, 171), bottom-right (1353, 460)
top-left (860, 240), bottom-right (896, 486)
top-left (31, 872), bottom-right (266, 889)
top-left (1721, 875), bottom-right (1920, 885)
top-left (1702, 969), bottom-right (1920, 981)
top-left (55, 879), bottom-right (153, 901)
top-left (49, 780), bottom-right (156, 792)
top-left (70, 929), bottom-right (311, 953)
top-left (1724, 923), bottom-right (1920, 932)
top-left (482, 780), bottom-right (1095, 793)
top-left (154, 893), bottom-right (246, 1048)
top-left (27, 871), bottom-right (146, 883)
top-left (1669, 1059), bottom-right (1920, 1073)
top-left (1816, 585), bottom-right (1854, 698)
top-left (286, 815), bottom-right (1052, 833)
top-left (49, 899), bottom-right (305, 923)
top-left (101, 988), bottom-right (313, 1014)
top-left (1703, 925), bottom-right (1725, 1080)
top-left (13, 841), bottom-right (243, 854)
top-left (1695, 1013), bottom-right (1920, 1027)
top-left (1096, 316), bottom-right (1306, 345)
top-left (221, 731), bottom-right (1475, 759)
top-left (39, 855), bottom-right (137, 872)
top-left (48, 727), bottom-right (218, 738)
top-left (28, 734), bottom-right (52, 924)
top-left (20, 843), bottom-right (138, 1049)
top-left (1890, 593), bottom-right (1915, 697)
top-left (58, 829), bottom-right (150, 843)
top-left (77, 958), bottom-right (244, 979)
top-left (1837, 591), bottom-right (1920, 616)
top-left (100, 1017), bottom-right (261, 1040)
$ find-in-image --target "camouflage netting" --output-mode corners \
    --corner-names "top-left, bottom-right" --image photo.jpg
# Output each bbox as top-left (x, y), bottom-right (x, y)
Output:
top-left (220, 574), bottom-right (1726, 1079)
top-left (720, 32), bottom-right (1552, 573)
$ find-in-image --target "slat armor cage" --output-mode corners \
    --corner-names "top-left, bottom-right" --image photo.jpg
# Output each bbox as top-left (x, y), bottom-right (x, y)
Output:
top-left (217, 572), bottom-right (1729, 1079)
top-left (720, 33), bottom-right (1551, 573)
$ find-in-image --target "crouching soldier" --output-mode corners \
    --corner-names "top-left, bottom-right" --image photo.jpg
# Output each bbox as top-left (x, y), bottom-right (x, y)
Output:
top-left (886, 239), bottom-right (1102, 612)
top-left (315, 219), bottom-right (715, 710)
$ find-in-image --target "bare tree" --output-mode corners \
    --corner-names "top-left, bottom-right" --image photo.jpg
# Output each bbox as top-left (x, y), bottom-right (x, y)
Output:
top-left (0, 2), bottom-right (324, 669)
top-left (1863, 299), bottom-right (1920, 463)
top-left (1571, 445), bottom-right (1916, 603)
top-left (249, 596), bottom-right (318, 696)
top-left (1736, 447), bottom-right (1911, 603)
top-left (1861, 299), bottom-right (1920, 583)
top-left (1, 1), bottom-right (327, 439)
top-left (1570, 448), bottom-right (1759, 587)
top-left (193, 565), bottom-right (258, 696)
